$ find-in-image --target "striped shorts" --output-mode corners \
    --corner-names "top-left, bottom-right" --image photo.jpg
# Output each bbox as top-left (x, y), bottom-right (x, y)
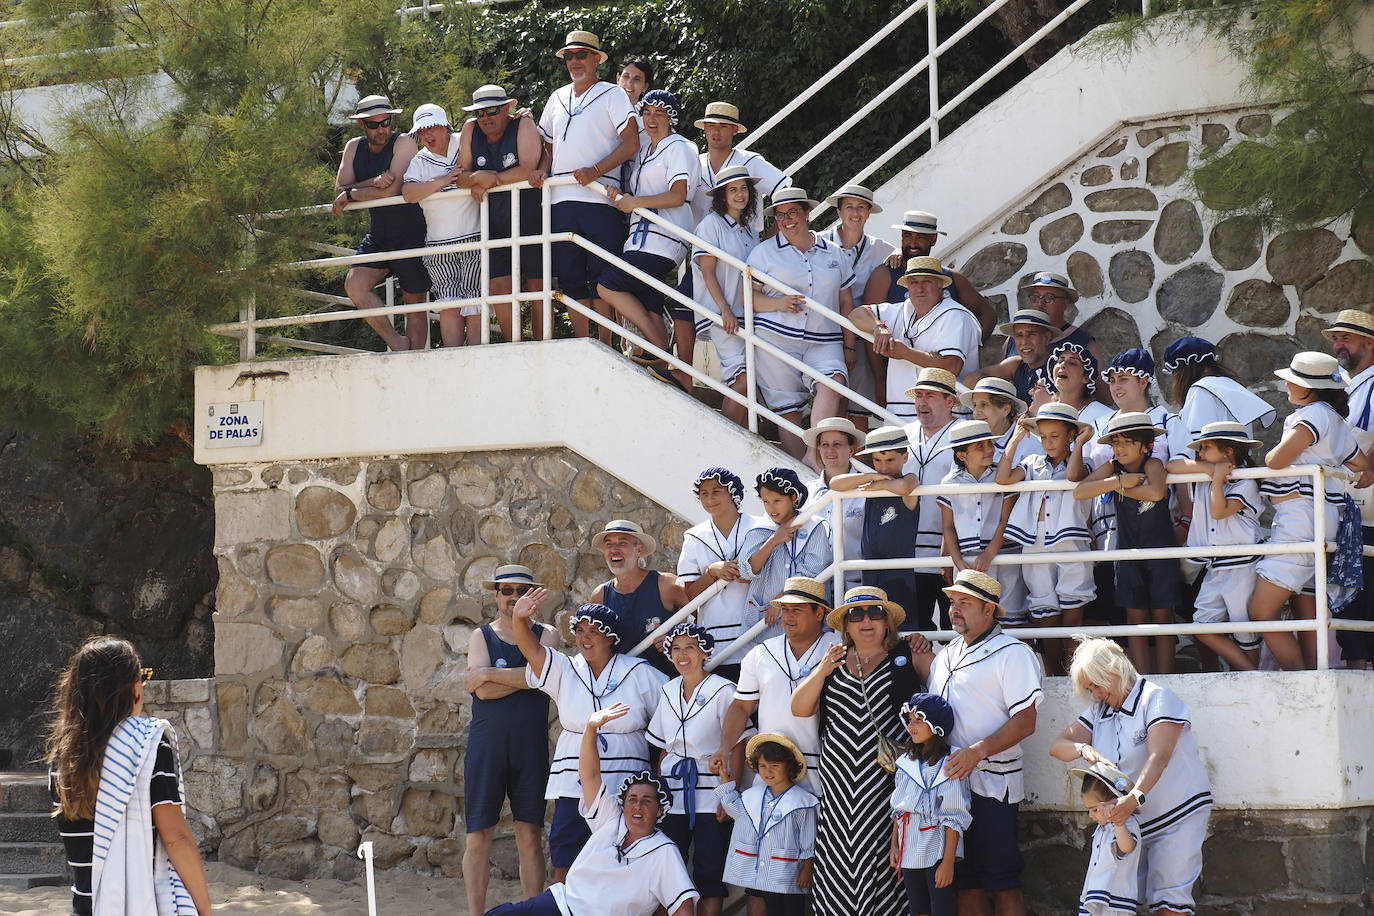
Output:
top-left (424, 233), bottom-right (482, 315)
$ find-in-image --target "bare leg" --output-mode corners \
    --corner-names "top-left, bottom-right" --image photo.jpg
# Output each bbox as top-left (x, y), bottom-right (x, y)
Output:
top-left (463, 827), bottom-right (494, 916)
top-left (596, 285), bottom-right (670, 352)
top-left (958, 888), bottom-right (992, 916)
top-left (811, 373), bottom-right (845, 425)
top-left (1151, 607), bottom-right (1176, 674)
top-left (777, 409), bottom-right (808, 460)
top-left (722, 373), bottom-right (749, 428)
top-left (1249, 578), bottom-right (1304, 670)
top-left (1293, 593), bottom-right (1318, 670)
top-left (463, 312), bottom-right (483, 346)
top-left (992, 887), bottom-right (1028, 916)
top-left (345, 266), bottom-right (411, 351)
top-left (567, 297), bottom-right (591, 339)
top-left (593, 297), bottom-right (615, 345)
top-left (1196, 633), bottom-right (1257, 671)
top-left (491, 276), bottom-right (516, 341)
top-left (402, 292), bottom-right (430, 350)
top-left (674, 317), bottom-right (697, 391)
top-left (512, 821), bottom-right (546, 900)
top-left (1039, 611), bottom-right (1065, 676)
top-left (1126, 607), bottom-right (1151, 674)
top-left (439, 308), bottom-right (464, 348)
top-left (526, 281), bottom-right (549, 341)
top-left (745, 894), bottom-right (766, 916)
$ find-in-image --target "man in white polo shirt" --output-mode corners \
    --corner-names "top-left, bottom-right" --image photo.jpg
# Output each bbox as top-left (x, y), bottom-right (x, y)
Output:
top-left (530, 29), bottom-right (640, 341)
top-left (913, 570), bottom-right (1042, 916)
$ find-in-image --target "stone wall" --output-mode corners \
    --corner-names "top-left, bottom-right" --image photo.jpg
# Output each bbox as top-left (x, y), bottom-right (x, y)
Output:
top-left (1022, 807), bottom-right (1374, 915)
top-left (141, 678), bottom-right (225, 848)
top-left (204, 448), bottom-right (684, 879)
top-left (955, 106), bottom-right (1374, 435)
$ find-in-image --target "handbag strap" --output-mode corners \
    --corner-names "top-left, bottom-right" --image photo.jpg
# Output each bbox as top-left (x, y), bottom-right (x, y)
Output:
top-left (853, 654), bottom-right (888, 738)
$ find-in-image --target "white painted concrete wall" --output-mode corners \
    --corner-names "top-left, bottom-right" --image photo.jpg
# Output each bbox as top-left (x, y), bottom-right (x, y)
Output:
top-left (193, 340), bottom-right (803, 522)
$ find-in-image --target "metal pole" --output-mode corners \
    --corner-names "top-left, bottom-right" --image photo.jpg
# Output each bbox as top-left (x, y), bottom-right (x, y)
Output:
top-left (480, 194), bottom-right (491, 345)
top-left (1314, 467), bottom-right (1330, 670)
top-left (743, 269), bottom-right (758, 434)
top-left (542, 181), bottom-right (553, 339)
top-left (927, 0), bottom-right (940, 147)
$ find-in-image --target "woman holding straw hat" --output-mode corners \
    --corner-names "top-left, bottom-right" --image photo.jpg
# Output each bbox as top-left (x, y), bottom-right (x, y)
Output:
top-left (791, 586), bottom-right (921, 916)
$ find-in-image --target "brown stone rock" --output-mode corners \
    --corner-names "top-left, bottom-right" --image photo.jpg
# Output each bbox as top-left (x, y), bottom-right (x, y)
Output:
top-left (1201, 123), bottom-right (1230, 150)
top-left (318, 809), bottom-right (361, 851)
top-left (960, 242), bottom-right (1028, 289)
top-left (450, 463), bottom-right (498, 508)
top-left (401, 625), bottom-right (446, 692)
top-left (352, 792), bottom-right (395, 831)
top-left (382, 568), bottom-right (421, 600)
top-left (1154, 200), bottom-right (1203, 264)
top-left (1226, 279), bottom-right (1290, 327)
top-left (213, 467), bottom-right (253, 487)
top-left (217, 682), bottom-right (249, 751)
top-left (1157, 264), bottom-right (1224, 326)
top-left (366, 686), bottom-right (416, 719)
top-left (419, 587), bottom-right (457, 625)
top-left (303, 676), bottom-right (362, 715)
top-left (288, 468), bottom-right (309, 485)
top-left (408, 748), bottom-right (455, 782)
top-left (216, 557), bottom-right (258, 618)
top-left (1217, 332), bottom-right (1301, 386)
top-left (187, 755), bottom-right (246, 816)
top-left (341, 644), bottom-right (401, 684)
top-left (270, 595), bottom-right (323, 630)
top-left (261, 466), bottom-right (285, 487)
top-left (1109, 251), bottom-right (1155, 303)
top-left (426, 837), bottom-right (464, 877)
top-left (1097, 138), bottom-right (1127, 157)
top-left (371, 604), bottom-right (414, 636)
top-left (1145, 142), bottom-right (1188, 186)
top-left (348, 762), bottom-right (405, 793)
top-left (291, 634), bottom-right (335, 675)
top-left (478, 514), bottom-right (517, 550)
top-left (1039, 214), bottom-right (1082, 256)
top-left (215, 623), bottom-right (285, 676)
top-left (453, 594), bottom-right (484, 626)
top-left (367, 478), bottom-right (402, 512)
top-left (532, 453), bottom-right (577, 489)
top-left (1352, 202), bottom-right (1374, 255)
top-left (1299, 260), bottom-right (1374, 315)
top-left (218, 824), bottom-right (259, 869)
top-left (320, 460), bottom-right (361, 486)
top-left (1266, 228), bottom-right (1343, 288)
top-left (256, 695), bottom-right (310, 757)
top-left (330, 601), bottom-right (368, 640)
top-left (285, 768), bottom-right (350, 808)
top-left (1119, 157), bottom-right (1139, 181)
top-left (373, 518), bottom-right (410, 564)
top-left (1199, 834), bottom-right (1286, 896)
top-left (570, 467), bottom-right (607, 512)
top-left (1079, 165), bottom-right (1112, 187)
top-left (1066, 252), bottom-right (1103, 298)
top-left (1135, 125), bottom-right (1185, 146)
top-left (417, 704), bottom-right (463, 735)
top-left (258, 840), bottom-right (320, 880)
top-left (518, 543), bottom-right (568, 591)
top-left (1090, 220), bottom-right (1152, 244)
top-left (1236, 113), bottom-right (1272, 137)
top-left (361, 830), bottom-right (415, 869)
top-left (249, 765), bottom-right (281, 812)
top-left (296, 486), bottom-right (358, 539)
top-left (408, 472), bottom-right (448, 509)
top-left (215, 488), bottom-right (291, 547)
top-left (549, 505), bottom-right (582, 549)
top-left (266, 544), bottom-right (325, 588)
top-left (334, 550), bottom-right (381, 603)
top-left (357, 717), bottom-right (413, 759)
top-left (1209, 216), bottom-right (1263, 271)
top-left (999, 183), bottom-right (1071, 235)
top-left (314, 718), bottom-right (355, 765)
top-left (1081, 308), bottom-right (1142, 359)
top-left (400, 788), bottom-right (455, 837)
top-left (1085, 188), bottom-right (1159, 212)
top-left (416, 535), bottom-right (458, 581)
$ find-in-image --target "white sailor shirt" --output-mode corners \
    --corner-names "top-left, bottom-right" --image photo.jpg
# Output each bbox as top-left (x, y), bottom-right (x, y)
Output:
top-left (1168, 376), bottom-right (1277, 461)
top-left (1187, 476), bottom-right (1260, 568)
top-left (1259, 401), bottom-right (1358, 534)
top-left (1003, 453), bottom-right (1093, 547)
top-left (937, 465), bottom-right (1005, 556)
top-left (890, 753), bottom-right (972, 869)
top-left (402, 136), bottom-right (479, 242)
top-left (538, 81), bottom-right (637, 207)
top-left (746, 233), bottom-right (847, 348)
top-left (689, 148), bottom-right (791, 236)
top-left (690, 212), bottom-right (759, 331)
top-left (527, 649), bottom-right (669, 799)
top-left (816, 226), bottom-right (896, 296)
top-left (927, 626), bottom-right (1043, 803)
top-left (745, 514), bottom-right (832, 640)
top-left (1079, 816), bottom-right (1142, 916)
top-left (873, 296), bottom-right (981, 419)
top-left (717, 780), bottom-right (818, 893)
top-left (993, 426), bottom-right (1043, 465)
top-left (902, 419), bottom-right (957, 558)
top-left (678, 514), bottom-right (763, 658)
top-left (623, 132), bottom-right (700, 265)
top-left (806, 474), bottom-right (865, 590)
top-left (647, 673), bottom-right (738, 814)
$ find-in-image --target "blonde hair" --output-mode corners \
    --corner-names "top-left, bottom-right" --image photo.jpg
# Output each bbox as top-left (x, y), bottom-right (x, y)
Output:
top-left (1068, 635), bottom-right (1137, 704)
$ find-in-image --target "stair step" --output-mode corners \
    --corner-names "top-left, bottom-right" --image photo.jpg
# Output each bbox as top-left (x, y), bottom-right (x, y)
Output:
top-left (0, 773), bottom-right (51, 813)
top-left (0, 872), bottom-right (66, 889)
top-left (0, 812), bottom-right (59, 843)
top-left (0, 842), bottom-right (67, 873)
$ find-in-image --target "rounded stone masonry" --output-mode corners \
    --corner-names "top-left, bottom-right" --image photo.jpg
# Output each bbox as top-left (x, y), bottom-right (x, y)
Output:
top-left (1091, 220), bottom-right (1151, 245)
top-left (1299, 260), bottom-right (1374, 316)
top-left (1109, 250), bottom-right (1155, 303)
top-left (1145, 141), bottom-right (1189, 186)
top-left (1156, 263), bottom-right (1224, 327)
top-left (295, 486), bottom-right (358, 539)
top-left (962, 241), bottom-right (1029, 289)
top-left (1265, 228), bottom-right (1343, 288)
top-left (1154, 199), bottom-right (1203, 264)
top-left (1066, 251), bottom-right (1103, 298)
top-left (1225, 279), bottom-right (1290, 328)
top-left (1084, 188), bottom-right (1159, 212)
top-left (1209, 216), bottom-right (1263, 270)
top-left (1000, 182), bottom-right (1072, 235)
top-left (1040, 213), bottom-right (1084, 255)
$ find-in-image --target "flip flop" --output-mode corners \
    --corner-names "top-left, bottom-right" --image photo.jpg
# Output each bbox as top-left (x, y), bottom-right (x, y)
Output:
top-left (629, 352), bottom-right (659, 367)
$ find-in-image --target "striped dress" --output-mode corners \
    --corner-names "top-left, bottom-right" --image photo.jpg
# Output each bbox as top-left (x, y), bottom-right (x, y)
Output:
top-left (813, 646), bottom-right (921, 916)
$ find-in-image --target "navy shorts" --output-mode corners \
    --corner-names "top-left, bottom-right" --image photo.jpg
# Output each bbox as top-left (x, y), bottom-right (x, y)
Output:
top-left (1115, 557), bottom-right (1183, 610)
top-left (355, 232), bottom-right (432, 295)
top-left (487, 189), bottom-right (544, 281)
top-left (903, 866), bottom-right (956, 916)
top-left (483, 888), bottom-right (561, 916)
top-left (462, 726), bottom-right (549, 832)
top-left (672, 271), bottom-right (694, 321)
top-left (597, 251), bottom-right (678, 315)
top-left (548, 796), bottom-right (592, 868)
top-left (552, 201), bottom-right (626, 300)
top-left (660, 812), bottom-right (731, 898)
top-left (953, 792), bottom-right (1023, 893)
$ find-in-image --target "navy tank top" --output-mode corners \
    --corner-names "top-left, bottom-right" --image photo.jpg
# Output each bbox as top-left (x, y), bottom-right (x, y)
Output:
top-left (862, 496), bottom-right (920, 560)
top-left (1112, 459), bottom-right (1175, 550)
top-left (1014, 361), bottom-right (1048, 405)
top-left (883, 263), bottom-right (962, 305)
top-left (470, 120), bottom-right (541, 235)
top-left (469, 623), bottom-right (551, 729)
top-left (600, 571), bottom-right (678, 676)
top-left (352, 132), bottom-right (426, 244)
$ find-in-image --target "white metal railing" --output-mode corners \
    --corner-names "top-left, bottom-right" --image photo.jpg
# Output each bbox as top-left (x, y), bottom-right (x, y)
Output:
top-left (707, 465), bottom-right (1362, 671)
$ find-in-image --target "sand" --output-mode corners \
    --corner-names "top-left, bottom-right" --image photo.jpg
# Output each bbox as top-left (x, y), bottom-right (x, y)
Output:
top-left (0, 861), bottom-right (526, 915)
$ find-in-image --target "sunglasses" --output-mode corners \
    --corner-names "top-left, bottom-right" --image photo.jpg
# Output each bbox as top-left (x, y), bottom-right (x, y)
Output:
top-left (564, 50), bottom-right (595, 61)
top-left (845, 606), bottom-right (888, 622)
top-left (497, 585), bottom-right (532, 596)
top-left (140, 667), bottom-right (154, 685)
top-left (476, 106), bottom-right (505, 118)
top-left (361, 117), bottom-right (392, 130)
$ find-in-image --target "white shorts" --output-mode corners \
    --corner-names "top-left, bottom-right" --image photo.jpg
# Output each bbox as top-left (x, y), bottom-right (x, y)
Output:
top-left (1194, 564), bottom-right (1260, 650)
top-left (1142, 806), bottom-right (1210, 914)
top-left (754, 329), bottom-right (847, 414)
top-left (1023, 534), bottom-right (1095, 617)
top-left (994, 546), bottom-right (1031, 625)
top-left (1256, 499), bottom-right (1316, 594)
top-left (706, 323), bottom-right (747, 385)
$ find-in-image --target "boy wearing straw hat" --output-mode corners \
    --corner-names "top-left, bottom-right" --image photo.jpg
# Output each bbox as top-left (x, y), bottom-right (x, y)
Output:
top-left (531, 30), bottom-right (641, 341)
top-left (904, 368), bottom-right (964, 628)
top-left (464, 565), bottom-right (561, 916)
top-left (688, 101), bottom-right (792, 236)
top-left (938, 420), bottom-right (1019, 623)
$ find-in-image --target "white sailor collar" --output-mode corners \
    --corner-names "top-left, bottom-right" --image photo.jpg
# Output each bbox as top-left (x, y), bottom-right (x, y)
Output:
top-left (896, 753), bottom-right (953, 792)
top-left (611, 818), bottom-right (679, 860)
top-left (942, 625), bottom-right (1019, 673)
top-left (742, 783), bottom-right (818, 836)
top-left (771, 232), bottom-right (830, 253)
top-left (1101, 677), bottom-right (1146, 719)
top-left (665, 673), bottom-right (734, 722)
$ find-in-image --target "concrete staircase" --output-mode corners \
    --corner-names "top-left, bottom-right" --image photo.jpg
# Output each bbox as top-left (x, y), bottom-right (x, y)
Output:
top-left (0, 772), bottom-right (67, 890)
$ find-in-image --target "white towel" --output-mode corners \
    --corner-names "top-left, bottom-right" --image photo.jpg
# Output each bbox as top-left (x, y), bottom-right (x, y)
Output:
top-left (90, 716), bottom-right (198, 916)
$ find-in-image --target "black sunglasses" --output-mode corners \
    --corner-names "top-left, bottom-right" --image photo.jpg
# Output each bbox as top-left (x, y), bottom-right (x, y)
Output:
top-left (564, 50), bottom-right (594, 61)
top-left (361, 117), bottom-right (392, 130)
top-left (477, 106), bottom-right (504, 118)
top-left (845, 606), bottom-right (888, 622)
top-left (497, 585), bottom-right (531, 596)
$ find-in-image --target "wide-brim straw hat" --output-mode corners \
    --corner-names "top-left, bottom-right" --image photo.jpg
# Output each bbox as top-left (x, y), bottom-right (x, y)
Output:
top-left (694, 101), bottom-right (747, 133)
top-left (1020, 271), bottom-right (1079, 303)
top-left (769, 576), bottom-right (831, 612)
top-left (904, 366), bottom-right (959, 400)
top-left (857, 425), bottom-right (911, 457)
top-left (997, 307), bottom-right (1056, 338)
top-left (1017, 402), bottom-right (1090, 435)
top-left (829, 585), bottom-right (906, 631)
top-left (896, 255), bottom-right (952, 289)
top-left (1323, 308), bottom-right (1374, 341)
top-left (763, 187), bottom-right (820, 218)
top-left (711, 165), bottom-right (759, 191)
top-left (1187, 420), bottom-right (1262, 451)
top-left (350, 94), bottom-right (403, 119)
top-left (1095, 411), bottom-right (1166, 445)
top-left (803, 415), bottom-right (862, 449)
top-left (592, 519), bottom-right (657, 555)
top-left (556, 29), bottom-right (608, 63)
top-left (1069, 760), bottom-right (1134, 799)
top-left (1274, 351), bottom-right (1348, 390)
top-left (959, 377), bottom-right (1028, 416)
top-left (942, 569), bottom-right (1005, 619)
top-left (746, 732), bottom-right (807, 781)
top-left (891, 210), bottom-right (943, 235)
top-left (463, 84), bottom-right (518, 112)
top-left (825, 183), bottom-right (883, 215)
top-left (939, 419), bottom-right (998, 453)
top-left (481, 564), bottom-right (544, 591)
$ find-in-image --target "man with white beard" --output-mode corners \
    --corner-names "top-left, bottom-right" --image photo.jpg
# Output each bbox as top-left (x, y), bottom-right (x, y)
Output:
top-left (589, 519), bottom-right (686, 676)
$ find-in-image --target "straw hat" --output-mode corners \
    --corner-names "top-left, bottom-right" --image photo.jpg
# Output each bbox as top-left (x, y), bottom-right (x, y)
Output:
top-left (1274, 351), bottom-right (1348, 390)
top-left (1323, 308), bottom-right (1374, 341)
top-left (958, 377), bottom-right (1028, 416)
top-left (710, 165), bottom-right (759, 191)
top-left (942, 569), bottom-right (1005, 618)
top-left (350, 94), bottom-right (403, 119)
top-left (694, 101), bottom-right (748, 133)
top-left (1094, 411), bottom-right (1166, 445)
top-left (895, 255), bottom-right (952, 290)
top-left (410, 103), bottom-right (451, 134)
top-left (803, 415), bottom-right (863, 449)
top-left (555, 30), bottom-right (608, 63)
top-left (481, 564), bottom-right (544, 591)
top-left (939, 419), bottom-right (999, 454)
top-left (1017, 401), bottom-right (1089, 435)
top-left (1069, 760), bottom-right (1134, 799)
top-left (997, 307), bottom-right (1056, 338)
top-left (904, 366), bottom-right (959, 400)
top-left (828, 585), bottom-right (906, 632)
top-left (1020, 271), bottom-right (1079, 303)
top-left (1186, 420), bottom-right (1262, 451)
top-left (463, 84), bottom-right (518, 112)
top-left (592, 519), bottom-right (657, 555)
top-left (890, 210), bottom-right (943, 235)
top-left (763, 187), bottom-right (821, 218)
top-left (746, 732), bottom-right (808, 781)
top-left (856, 425), bottom-right (911, 457)
top-left (824, 183), bottom-right (883, 214)
top-left (769, 576), bottom-right (831, 612)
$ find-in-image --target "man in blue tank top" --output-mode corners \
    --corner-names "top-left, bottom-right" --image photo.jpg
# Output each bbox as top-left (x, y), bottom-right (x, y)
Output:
top-left (588, 519), bottom-right (685, 677)
top-left (332, 94), bottom-right (433, 351)
top-left (1001, 272), bottom-right (1109, 405)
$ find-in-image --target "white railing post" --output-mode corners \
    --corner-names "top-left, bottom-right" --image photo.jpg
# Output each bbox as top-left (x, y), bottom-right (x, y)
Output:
top-left (542, 181), bottom-right (553, 340)
top-left (510, 182), bottom-right (522, 343)
top-left (743, 269), bottom-right (759, 434)
top-left (1313, 466), bottom-right (1330, 670)
top-left (829, 490), bottom-right (846, 600)
top-left (480, 194), bottom-right (491, 345)
top-left (927, 0), bottom-right (940, 147)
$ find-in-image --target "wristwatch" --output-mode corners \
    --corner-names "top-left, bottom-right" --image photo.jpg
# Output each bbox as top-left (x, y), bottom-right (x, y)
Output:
top-left (345, 187), bottom-right (355, 201)
top-left (1129, 788), bottom-right (1146, 806)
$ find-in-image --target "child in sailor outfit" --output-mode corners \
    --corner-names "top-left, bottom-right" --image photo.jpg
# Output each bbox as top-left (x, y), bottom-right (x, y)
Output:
top-left (889, 693), bottom-right (971, 916)
top-left (712, 732), bottom-right (819, 916)
top-left (938, 420), bottom-right (1016, 623)
top-left (747, 468), bottom-right (831, 648)
top-left (1071, 761), bottom-right (1141, 916)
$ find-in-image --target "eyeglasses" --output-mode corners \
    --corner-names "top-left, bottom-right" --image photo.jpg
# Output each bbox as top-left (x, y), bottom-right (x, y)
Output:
top-left (140, 667), bottom-right (154, 685)
top-left (564, 50), bottom-right (594, 61)
top-left (774, 207), bottom-right (806, 219)
top-left (477, 106), bottom-right (504, 118)
top-left (845, 606), bottom-right (888, 622)
top-left (361, 117), bottom-right (392, 130)
top-left (1028, 292), bottom-right (1066, 305)
top-left (497, 585), bottom-right (532, 596)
